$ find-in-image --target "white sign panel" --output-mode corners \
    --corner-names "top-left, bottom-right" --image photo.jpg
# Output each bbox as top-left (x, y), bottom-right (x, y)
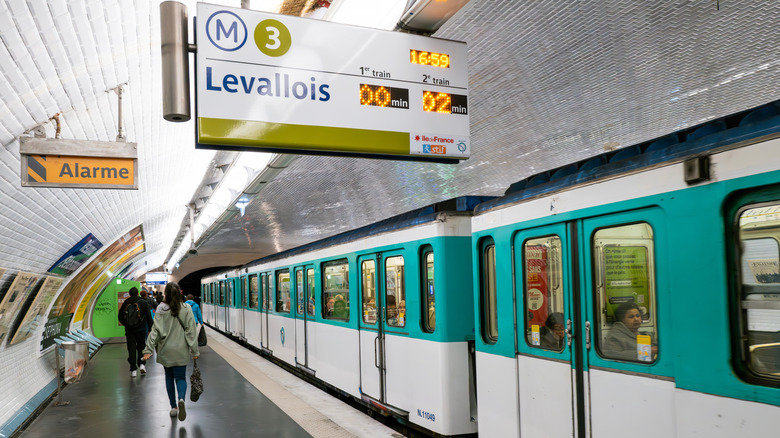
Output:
top-left (196, 3), bottom-right (469, 162)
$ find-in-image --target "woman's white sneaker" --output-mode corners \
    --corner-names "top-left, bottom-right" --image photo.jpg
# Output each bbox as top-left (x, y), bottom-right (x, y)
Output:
top-left (177, 399), bottom-right (186, 421)
top-left (169, 408), bottom-right (178, 417)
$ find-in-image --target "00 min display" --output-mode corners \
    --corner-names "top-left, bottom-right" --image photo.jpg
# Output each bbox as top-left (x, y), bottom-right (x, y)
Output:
top-left (410, 50), bottom-right (450, 68)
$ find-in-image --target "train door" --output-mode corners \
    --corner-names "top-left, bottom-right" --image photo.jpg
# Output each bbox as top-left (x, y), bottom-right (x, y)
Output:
top-left (513, 210), bottom-right (671, 437)
top-left (294, 265), bottom-right (315, 372)
top-left (513, 224), bottom-right (576, 436)
top-left (217, 281), bottom-right (227, 330)
top-left (578, 210), bottom-right (672, 437)
top-left (259, 273), bottom-right (271, 352)
top-left (238, 275), bottom-right (247, 339)
top-left (358, 251), bottom-right (404, 407)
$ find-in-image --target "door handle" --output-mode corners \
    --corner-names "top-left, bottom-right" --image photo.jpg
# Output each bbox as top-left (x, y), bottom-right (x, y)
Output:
top-left (374, 337), bottom-right (380, 369)
top-left (585, 321), bottom-right (591, 350)
top-left (566, 319), bottom-right (573, 347)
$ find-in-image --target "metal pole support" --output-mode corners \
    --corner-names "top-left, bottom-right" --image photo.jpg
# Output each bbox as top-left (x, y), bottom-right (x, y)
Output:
top-left (160, 1), bottom-right (191, 122)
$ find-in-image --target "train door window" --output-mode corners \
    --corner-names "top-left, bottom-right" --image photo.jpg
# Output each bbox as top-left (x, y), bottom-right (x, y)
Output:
top-left (296, 270), bottom-right (305, 315)
top-left (421, 247), bottom-right (435, 332)
top-left (386, 256), bottom-right (406, 328)
top-left (241, 277), bottom-right (247, 308)
top-left (523, 236), bottom-right (565, 351)
top-left (362, 259), bottom-right (377, 324)
top-left (323, 260), bottom-right (349, 320)
top-left (736, 203), bottom-right (780, 381)
top-left (593, 223), bottom-right (658, 363)
top-left (249, 274), bottom-right (259, 309)
top-left (220, 282), bottom-right (226, 306)
top-left (260, 274), bottom-right (267, 310)
top-left (480, 238), bottom-right (498, 344)
top-left (307, 268), bottom-right (315, 316)
top-left (276, 270), bottom-right (290, 313)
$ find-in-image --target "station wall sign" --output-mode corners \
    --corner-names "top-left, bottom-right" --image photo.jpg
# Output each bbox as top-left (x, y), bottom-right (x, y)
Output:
top-left (20, 137), bottom-right (138, 189)
top-left (195, 3), bottom-right (469, 163)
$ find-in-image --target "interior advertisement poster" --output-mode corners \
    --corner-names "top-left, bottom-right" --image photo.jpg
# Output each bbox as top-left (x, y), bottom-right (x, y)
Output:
top-left (73, 243), bottom-right (145, 326)
top-left (42, 226), bottom-right (143, 349)
top-left (10, 276), bottom-right (64, 345)
top-left (525, 244), bottom-right (550, 327)
top-left (0, 272), bottom-right (40, 345)
top-left (196, 3), bottom-right (469, 162)
top-left (603, 245), bottom-right (650, 320)
top-left (47, 233), bottom-right (103, 277)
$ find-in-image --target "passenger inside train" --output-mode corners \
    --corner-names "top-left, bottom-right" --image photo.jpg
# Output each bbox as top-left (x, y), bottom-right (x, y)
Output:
top-left (603, 302), bottom-right (658, 361)
top-left (541, 312), bottom-right (565, 350)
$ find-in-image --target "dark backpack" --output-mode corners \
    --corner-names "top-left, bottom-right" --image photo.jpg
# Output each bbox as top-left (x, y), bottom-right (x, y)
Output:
top-left (124, 301), bottom-right (144, 328)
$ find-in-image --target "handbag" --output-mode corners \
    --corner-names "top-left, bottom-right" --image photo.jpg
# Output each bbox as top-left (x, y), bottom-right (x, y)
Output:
top-left (197, 325), bottom-right (207, 347)
top-left (190, 359), bottom-right (203, 402)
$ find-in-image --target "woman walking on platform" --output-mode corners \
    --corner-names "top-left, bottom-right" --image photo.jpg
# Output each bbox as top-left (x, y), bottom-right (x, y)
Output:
top-left (142, 282), bottom-right (199, 420)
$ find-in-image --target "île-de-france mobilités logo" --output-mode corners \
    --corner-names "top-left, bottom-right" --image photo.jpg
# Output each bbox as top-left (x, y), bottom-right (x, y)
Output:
top-left (207, 10), bottom-right (292, 57)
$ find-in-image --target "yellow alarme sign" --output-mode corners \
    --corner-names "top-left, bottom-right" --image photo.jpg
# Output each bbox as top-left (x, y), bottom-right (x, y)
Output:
top-left (26, 155), bottom-right (135, 187)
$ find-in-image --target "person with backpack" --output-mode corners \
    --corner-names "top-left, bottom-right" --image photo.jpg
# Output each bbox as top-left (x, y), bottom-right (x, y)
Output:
top-left (117, 287), bottom-right (153, 377)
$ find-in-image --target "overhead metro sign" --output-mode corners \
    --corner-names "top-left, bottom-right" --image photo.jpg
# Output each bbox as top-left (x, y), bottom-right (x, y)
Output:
top-left (20, 137), bottom-right (138, 189)
top-left (195, 3), bottom-right (469, 163)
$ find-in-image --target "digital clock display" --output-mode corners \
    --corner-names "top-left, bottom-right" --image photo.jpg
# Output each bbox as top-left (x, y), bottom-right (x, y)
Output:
top-left (423, 91), bottom-right (468, 115)
top-left (360, 84), bottom-right (409, 109)
top-left (410, 50), bottom-right (450, 68)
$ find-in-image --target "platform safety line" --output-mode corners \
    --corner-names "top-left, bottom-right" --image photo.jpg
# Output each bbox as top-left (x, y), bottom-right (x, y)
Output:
top-left (205, 328), bottom-right (358, 438)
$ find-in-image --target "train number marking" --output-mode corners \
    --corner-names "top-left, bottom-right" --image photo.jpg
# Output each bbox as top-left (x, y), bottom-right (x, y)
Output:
top-left (417, 409), bottom-right (436, 422)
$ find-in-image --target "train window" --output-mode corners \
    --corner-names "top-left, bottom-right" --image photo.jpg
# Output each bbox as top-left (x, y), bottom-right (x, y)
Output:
top-left (249, 274), bottom-right (259, 309)
top-left (307, 268), bottom-right (315, 316)
top-left (276, 270), bottom-right (291, 313)
top-left (262, 274), bottom-right (269, 310)
top-left (480, 238), bottom-right (498, 344)
top-left (219, 282), bottom-right (226, 306)
top-left (386, 256), bottom-right (406, 328)
top-left (241, 277), bottom-right (247, 308)
top-left (523, 236), bottom-right (565, 351)
top-left (736, 204), bottom-right (780, 381)
top-left (593, 223), bottom-right (658, 363)
top-left (323, 260), bottom-right (349, 320)
top-left (421, 247), bottom-right (435, 332)
top-left (227, 281), bottom-right (233, 307)
top-left (362, 259), bottom-right (377, 324)
top-left (296, 270), bottom-right (305, 315)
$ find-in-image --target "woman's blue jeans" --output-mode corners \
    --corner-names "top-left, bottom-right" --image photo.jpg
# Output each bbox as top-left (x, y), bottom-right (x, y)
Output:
top-left (164, 365), bottom-right (187, 407)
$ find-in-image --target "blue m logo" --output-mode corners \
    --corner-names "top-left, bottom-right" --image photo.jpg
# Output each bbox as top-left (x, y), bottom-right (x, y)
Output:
top-left (206, 10), bottom-right (247, 52)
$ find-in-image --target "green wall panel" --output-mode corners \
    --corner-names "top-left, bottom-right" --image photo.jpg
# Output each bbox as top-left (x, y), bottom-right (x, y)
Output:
top-left (91, 279), bottom-right (140, 338)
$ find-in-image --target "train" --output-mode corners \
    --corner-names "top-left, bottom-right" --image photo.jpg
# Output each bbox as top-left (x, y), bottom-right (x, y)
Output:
top-left (201, 99), bottom-right (780, 437)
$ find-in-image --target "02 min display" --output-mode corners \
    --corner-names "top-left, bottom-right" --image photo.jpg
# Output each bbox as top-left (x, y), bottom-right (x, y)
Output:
top-left (423, 91), bottom-right (468, 115)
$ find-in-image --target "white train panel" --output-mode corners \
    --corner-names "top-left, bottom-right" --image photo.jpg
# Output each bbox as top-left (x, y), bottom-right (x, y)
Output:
top-left (517, 355), bottom-right (574, 437)
top-left (475, 351), bottom-right (520, 438)
top-left (385, 335), bottom-right (476, 435)
top-left (674, 388), bottom-right (780, 436)
top-left (267, 313), bottom-right (296, 366)
top-left (589, 368), bottom-right (676, 438)
top-left (307, 322), bottom-right (361, 398)
top-left (244, 311), bottom-right (262, 347)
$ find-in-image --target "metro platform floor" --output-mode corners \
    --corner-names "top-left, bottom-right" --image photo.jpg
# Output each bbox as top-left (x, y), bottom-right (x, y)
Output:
top-left (20, 327), bottom-right (401, 438)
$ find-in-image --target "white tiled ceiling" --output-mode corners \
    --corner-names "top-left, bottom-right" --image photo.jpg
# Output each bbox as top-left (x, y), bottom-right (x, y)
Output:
top-left (1, 0), bottom-right (780, 284)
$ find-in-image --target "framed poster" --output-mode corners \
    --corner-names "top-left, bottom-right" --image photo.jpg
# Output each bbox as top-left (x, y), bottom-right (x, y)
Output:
top-left (0, 272), bottom-right (40, 344)
top-left (10, 276), bottom-right (64, 345)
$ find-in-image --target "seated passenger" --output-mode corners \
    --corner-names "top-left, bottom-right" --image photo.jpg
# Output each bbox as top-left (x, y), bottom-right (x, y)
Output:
top-left (333, 299), bottom-right (348, 319)
top-left (541, 312), bottom-right (565, 350)
top-left (604, 302), bottom-right (657, 361)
